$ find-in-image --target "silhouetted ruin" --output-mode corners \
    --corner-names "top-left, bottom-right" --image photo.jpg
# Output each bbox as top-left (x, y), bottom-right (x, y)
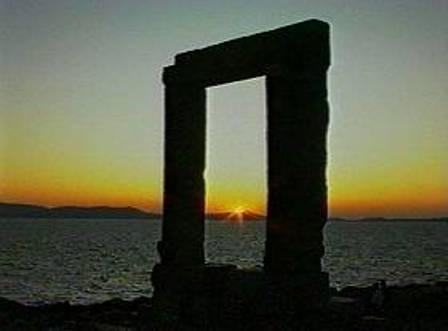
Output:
top-left (152, 19), bottom-right (331, 325)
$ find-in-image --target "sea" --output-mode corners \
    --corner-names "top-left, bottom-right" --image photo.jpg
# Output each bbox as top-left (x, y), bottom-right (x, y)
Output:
top-left (0, 218), bottom-right (447, 305)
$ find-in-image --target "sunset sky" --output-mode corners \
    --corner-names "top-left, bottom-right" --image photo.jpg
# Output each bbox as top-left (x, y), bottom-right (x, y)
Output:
top-left (1, 0), bottom-right (447, 218)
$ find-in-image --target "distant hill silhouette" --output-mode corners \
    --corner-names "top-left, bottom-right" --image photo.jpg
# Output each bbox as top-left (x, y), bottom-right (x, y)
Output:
top-left (0, 203), bottom-right (265, 220)
top-left (0, 203), bottom-right (159, 219)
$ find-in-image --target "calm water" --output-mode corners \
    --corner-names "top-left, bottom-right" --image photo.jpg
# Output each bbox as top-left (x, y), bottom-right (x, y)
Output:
top-left (0, 218), bottom-right (447, 304)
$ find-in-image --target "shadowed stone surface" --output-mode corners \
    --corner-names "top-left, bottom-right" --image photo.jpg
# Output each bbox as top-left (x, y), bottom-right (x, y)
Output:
top-left (160, 83), bottom-right (206, 266)
top-left (265, 72), bottom-right (329, 275)
top-left (153, 18), bottom-right (331, 324)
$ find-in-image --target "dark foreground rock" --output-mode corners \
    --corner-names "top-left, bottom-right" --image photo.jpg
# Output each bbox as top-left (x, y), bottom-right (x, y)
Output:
top-left (1, 282), bottom-right (447, 330)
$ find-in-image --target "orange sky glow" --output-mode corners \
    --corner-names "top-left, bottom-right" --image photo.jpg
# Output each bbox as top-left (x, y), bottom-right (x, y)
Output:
top-left (1, 1), bottom-right (447, 218)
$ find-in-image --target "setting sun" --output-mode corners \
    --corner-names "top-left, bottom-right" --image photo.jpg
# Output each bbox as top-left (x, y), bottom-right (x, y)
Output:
top-left (227, 206), bottom-right (247, 222)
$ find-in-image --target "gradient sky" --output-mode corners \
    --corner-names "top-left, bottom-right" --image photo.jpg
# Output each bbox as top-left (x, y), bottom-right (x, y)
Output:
top-left (1, 0), bottom-right (447, 217)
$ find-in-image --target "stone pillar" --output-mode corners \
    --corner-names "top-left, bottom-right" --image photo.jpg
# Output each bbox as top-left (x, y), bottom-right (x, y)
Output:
top-left (158, 76), bottom-right (206, 266)
top-left (264, 69), bottom-right (329, 278)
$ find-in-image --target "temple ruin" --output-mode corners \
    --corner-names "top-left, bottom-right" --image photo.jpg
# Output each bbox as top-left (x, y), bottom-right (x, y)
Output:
top-left (152, 19), bottom-right (331, 323)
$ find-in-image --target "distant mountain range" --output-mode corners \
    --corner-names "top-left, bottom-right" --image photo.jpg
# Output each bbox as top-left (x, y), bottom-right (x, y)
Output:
top-left (0, 202), bottom-right (446, 222)
top-left (0, 202), bottom-right (159, 219)
top-left (0, 202), bottom-right (264, 220)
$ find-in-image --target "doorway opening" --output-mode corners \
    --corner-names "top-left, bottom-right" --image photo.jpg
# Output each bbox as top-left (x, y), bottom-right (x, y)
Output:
top-left (204, 77), bottom-right (266, 268)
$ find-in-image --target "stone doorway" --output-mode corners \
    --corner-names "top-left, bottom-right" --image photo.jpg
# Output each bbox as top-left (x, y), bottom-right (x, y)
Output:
top-left (152, 19), bottom-right (331, 322)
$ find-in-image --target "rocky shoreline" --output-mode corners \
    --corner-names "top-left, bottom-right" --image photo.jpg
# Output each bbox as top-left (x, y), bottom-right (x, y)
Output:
top-left (1, 282), bottom-right (447, 330)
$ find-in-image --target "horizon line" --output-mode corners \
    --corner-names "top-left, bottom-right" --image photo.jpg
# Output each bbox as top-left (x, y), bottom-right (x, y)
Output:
top-left (1, 200), bottom-right (447, 220)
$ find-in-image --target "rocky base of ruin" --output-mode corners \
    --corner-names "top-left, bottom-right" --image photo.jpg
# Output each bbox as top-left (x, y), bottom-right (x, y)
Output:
top-left (1, 282), bottom-right (447, 330)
